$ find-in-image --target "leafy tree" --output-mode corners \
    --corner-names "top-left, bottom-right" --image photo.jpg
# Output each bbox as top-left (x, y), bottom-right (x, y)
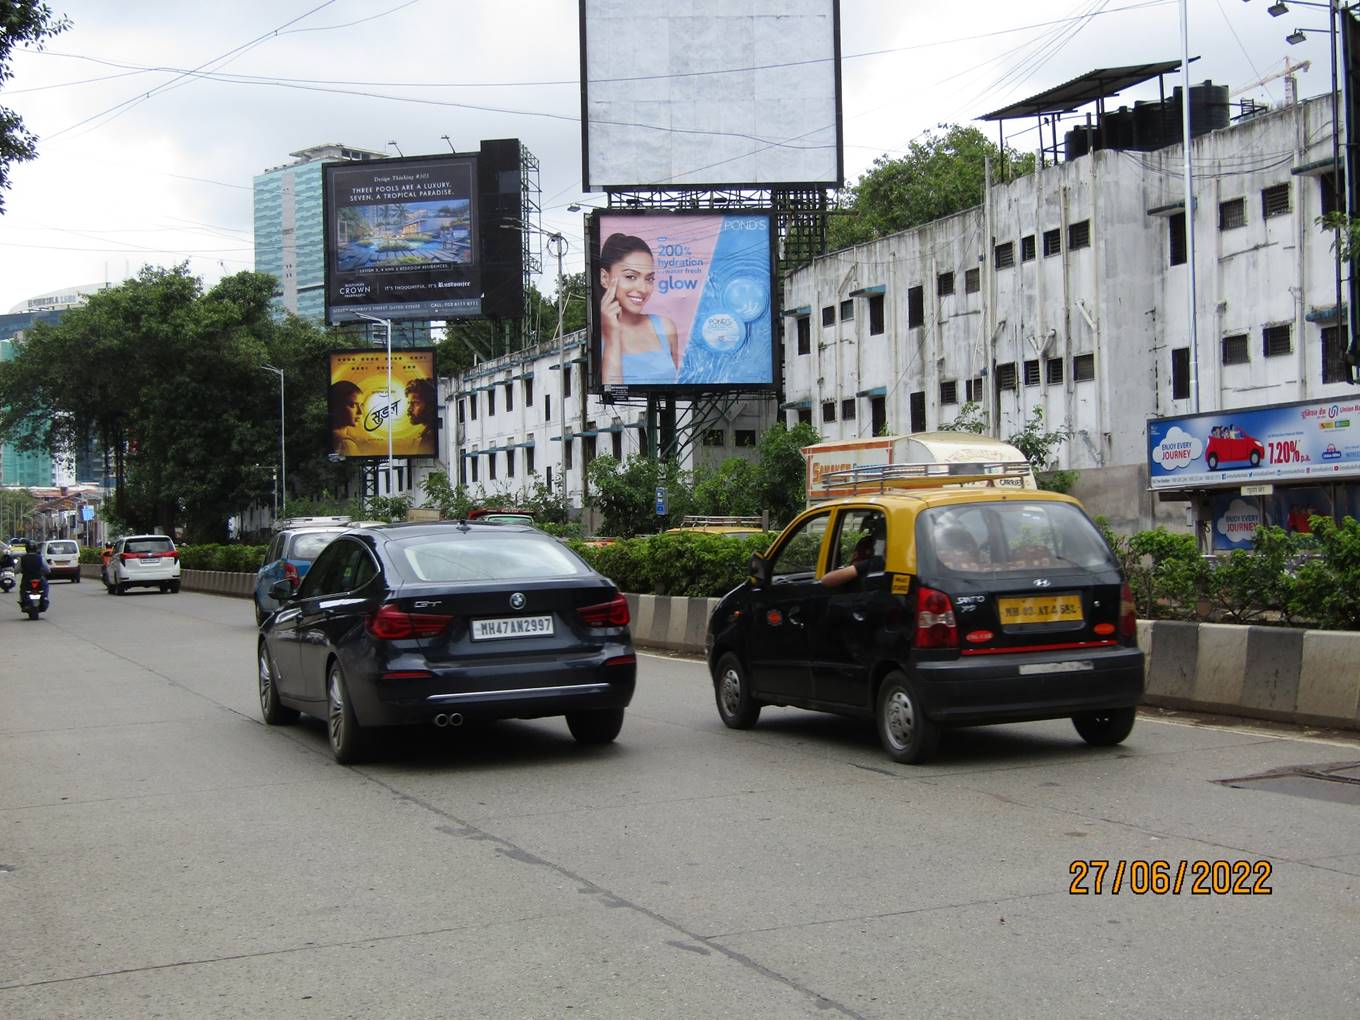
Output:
top-left (829, 125), bottom-right (1035, 250)
top-left (754, 421), bottom-right (820, 526)
top-left (691, 457), bottom-right (761, 518)
top-left (938, 400), bottom-right (986, 434)
top-left (1, 1), bottom-right (69, 213)
top-left (585, 454), bottom-right (694, 537)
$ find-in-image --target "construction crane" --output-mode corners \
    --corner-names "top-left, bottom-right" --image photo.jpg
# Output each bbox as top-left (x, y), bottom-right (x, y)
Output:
top-left (1231, 57), bottom-right (1311, 106)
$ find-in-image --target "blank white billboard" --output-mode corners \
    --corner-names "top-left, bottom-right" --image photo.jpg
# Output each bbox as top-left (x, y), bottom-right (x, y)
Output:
top-left (580, 0), bottom-right (842, 190)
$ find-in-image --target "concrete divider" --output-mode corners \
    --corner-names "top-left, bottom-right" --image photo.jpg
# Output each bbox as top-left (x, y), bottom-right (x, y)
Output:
top-left (95, 566), bottom-right (1360, 732)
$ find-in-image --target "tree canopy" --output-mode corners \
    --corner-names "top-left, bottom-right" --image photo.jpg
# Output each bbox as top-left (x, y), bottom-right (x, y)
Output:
top-left (828, 125), bottom-right (1036, 250)
top-left (1, 1), bottom-right (69, 214)
top-left (0, 265), bottom-right (347, 541)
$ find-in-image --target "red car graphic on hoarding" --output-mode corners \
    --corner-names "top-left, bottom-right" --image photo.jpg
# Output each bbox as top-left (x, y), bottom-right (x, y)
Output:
top-left (1205, 425), bottom-right (1264, 470)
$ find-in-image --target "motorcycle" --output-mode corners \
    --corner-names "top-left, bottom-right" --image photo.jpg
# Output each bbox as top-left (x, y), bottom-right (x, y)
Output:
top-left (20, 577), bottom-right (48, 620)
top-left (0, 565), bottom-right (14, 593)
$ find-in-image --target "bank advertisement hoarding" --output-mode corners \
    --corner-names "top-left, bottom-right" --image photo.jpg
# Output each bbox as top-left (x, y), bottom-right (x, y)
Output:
top-left (1147, 397), bottom-right (1360, 491)
top-left (579, 0), bottom-right (842, 189)
top-left (328, 348), bottom-right (437, 459)
top-left (588, 210), bottom-right (776, 394)
top-left (323, 155), bottom-right (480, 323)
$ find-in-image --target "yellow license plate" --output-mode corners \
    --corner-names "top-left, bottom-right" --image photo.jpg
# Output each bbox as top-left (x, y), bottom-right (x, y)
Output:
top-left (997, 594), bottom-right (1083, 625)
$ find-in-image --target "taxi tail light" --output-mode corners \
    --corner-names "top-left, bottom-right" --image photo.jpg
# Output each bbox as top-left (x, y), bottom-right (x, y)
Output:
top-left (578, 594), bottom-right (630, 627)
top-left (283, 560), bottom-right (301, 588)
top-left (1118, 582), bottom-right (1136, 639)
top-left (366, 604), bottom-right (452, 640)
top-left (915, 586), bottom-right (958, 649)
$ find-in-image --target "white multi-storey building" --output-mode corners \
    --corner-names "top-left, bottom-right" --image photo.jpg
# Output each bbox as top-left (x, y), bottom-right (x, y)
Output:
top-left (779, 89), bottom-right (1355, 533)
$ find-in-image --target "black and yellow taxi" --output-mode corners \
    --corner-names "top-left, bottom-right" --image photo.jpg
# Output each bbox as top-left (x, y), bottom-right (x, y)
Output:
top-left (705, 461), bottom-right (1143, 764)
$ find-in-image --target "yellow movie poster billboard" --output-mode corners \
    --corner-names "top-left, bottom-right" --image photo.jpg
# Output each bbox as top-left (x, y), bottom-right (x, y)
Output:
top-left (328, 348), bottom-right (438, 459)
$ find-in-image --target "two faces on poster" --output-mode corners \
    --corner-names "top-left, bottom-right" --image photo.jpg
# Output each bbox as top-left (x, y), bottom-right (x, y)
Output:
top-left (329, 376), bottom-right (437, 457)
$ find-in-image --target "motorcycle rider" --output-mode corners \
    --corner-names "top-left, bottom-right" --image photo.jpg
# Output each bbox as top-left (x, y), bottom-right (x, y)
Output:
top-left (18, 544), bottom-right (50, 611)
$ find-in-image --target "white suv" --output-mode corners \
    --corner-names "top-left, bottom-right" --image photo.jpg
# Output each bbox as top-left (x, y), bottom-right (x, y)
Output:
top-left (108, 534), bottom-right (181, 595)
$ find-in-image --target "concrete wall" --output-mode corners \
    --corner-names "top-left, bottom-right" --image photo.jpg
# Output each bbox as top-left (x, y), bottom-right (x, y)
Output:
top-left (103, 564), bottom-right (1357, 733)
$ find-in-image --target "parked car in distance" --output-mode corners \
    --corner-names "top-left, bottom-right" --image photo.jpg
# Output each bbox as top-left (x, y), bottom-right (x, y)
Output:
top-left (41, 539), bottom-right (82, 582)
top-left (705, 460), bottom-right (1144, 765)
top-left (257, 521), bottom-right (637, 763)
top-left (467, 508), bottom-right (536, 526)
top-left (665, 515), bottom-right (767, 539)
top-left (253, 523), bottom-right (351, 624)
top-left (107, 534), bottom-right (181, 595)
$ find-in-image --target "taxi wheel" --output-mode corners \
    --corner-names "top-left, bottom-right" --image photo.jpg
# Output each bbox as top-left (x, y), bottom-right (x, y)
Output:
top-left (258, 643), bottom-right (299, 726)
top-left (327, 661), bottom-right (368, 764)
top-left (876, 672), bottom-right (939, 764)
top-left (1072, 707), bottom-right (1136, 746)
top-left (713, 652), bottom-right (761, 729)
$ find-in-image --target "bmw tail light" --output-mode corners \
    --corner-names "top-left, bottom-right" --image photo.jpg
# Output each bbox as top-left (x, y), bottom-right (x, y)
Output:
top-left (366, 604), bottom-right (452, 640)
top-left (1118, 582), bottom-right (1136, 640)
top-left (915, 586), bottom-right (958, 649)
top-left (578, 594), bottom-right (630, 627)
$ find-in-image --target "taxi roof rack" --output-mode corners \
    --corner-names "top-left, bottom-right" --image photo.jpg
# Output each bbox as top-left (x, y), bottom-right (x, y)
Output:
top-left (817, 460), bottom-right (1031, 495)
top-left (675, 515), bottom-right (764, 527)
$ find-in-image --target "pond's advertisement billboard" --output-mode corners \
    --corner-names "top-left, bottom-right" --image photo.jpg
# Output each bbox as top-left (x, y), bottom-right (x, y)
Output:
top-left (328, 348), bottom-right (437, 459)
top-left (324, 155), bottom-right (480, 323)
top-left (1148, 397), bottom-right (1360, 489)
top-left (587, 210), bottom-right (776, 394)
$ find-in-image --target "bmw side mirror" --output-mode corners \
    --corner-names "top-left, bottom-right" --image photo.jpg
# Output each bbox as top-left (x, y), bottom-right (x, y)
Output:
top-left (269, 579), bottom-right (294, 602)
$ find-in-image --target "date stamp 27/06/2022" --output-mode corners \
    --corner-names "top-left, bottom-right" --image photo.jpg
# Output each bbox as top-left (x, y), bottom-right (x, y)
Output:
top-left (1069, 859), bottom-right (1273, 896)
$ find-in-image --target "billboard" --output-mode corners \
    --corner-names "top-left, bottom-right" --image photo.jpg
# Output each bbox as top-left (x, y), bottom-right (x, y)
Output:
top-left (1147, 397), bottom-right (1360, 490)
top-left (328, 348), bottom-right (438, 459)
top-left (324, 149), bottom-right (521, 324)
top-left (579, 0), bottom-right (842, 190)
top-left (588, 210), bottom-right (776, 393)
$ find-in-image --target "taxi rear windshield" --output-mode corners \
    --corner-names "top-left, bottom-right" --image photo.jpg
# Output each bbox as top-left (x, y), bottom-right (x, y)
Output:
top-left (919, 502), bottom-right (1117, 575)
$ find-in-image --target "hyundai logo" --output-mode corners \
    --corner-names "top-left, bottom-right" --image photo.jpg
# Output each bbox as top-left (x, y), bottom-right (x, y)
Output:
top-left (509, 592), bottom-right (526, 610)
top-left (1032, 578), bottom-right (1051, 588)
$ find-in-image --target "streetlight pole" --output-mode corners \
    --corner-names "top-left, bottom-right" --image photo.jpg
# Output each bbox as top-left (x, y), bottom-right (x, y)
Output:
top-left (353, 312), bottom-right (396, 493)
top-left (546, 232), bottom-right (569, 504)
top-left (260, 364), bottom-right (285, 519)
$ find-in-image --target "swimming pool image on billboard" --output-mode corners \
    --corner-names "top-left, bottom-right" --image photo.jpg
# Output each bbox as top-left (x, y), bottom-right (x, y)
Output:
top-left (335, 198), bottom-right (473, 272)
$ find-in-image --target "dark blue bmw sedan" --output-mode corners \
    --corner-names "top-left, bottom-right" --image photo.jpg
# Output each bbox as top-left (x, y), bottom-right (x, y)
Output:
top-left (257, 521), bottom-right (637, 763)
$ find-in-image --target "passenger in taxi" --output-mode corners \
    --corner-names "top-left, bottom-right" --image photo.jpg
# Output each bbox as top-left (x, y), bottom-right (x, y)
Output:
top-left (820, 534), bottom-right (882, 587)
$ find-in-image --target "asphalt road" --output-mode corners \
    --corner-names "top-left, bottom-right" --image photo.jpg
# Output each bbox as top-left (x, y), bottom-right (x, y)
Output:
top-left (2, 582), bottom-right (1358, 1019)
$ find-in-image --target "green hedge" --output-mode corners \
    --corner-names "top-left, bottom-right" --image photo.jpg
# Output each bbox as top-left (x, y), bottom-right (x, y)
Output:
top-left (569, 532), bottom-right (777, 598)
top-left (177, 544), bottom-right (269, 573)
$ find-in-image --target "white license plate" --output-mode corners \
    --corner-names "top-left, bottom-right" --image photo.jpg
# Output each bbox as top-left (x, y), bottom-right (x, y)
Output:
top-left (471, 615), bottom-right (554, 641)
top-left (1018, 660), bottom-right (1094, 675)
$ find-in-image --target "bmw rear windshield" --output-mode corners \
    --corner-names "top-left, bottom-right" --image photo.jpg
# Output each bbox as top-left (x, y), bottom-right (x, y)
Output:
top-left (387, 532), bottom-right (594, 583)
top-left (918, 502), bottom-right (1118, 576)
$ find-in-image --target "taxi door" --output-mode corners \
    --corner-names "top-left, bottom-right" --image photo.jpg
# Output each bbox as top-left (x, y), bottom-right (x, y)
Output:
top-left (810, 507), bottom-right (897, 709)
top-left (743, 511), bottom-right (832, 703)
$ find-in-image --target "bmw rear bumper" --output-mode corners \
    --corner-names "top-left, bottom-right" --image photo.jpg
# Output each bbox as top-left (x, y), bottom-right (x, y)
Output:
top-left (351, 647), bottom-right (638, 726)
top-left (913, 645), bottom-right (1144, 726)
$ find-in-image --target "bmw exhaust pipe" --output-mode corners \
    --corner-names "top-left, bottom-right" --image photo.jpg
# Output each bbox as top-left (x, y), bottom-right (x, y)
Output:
top-left (433, 713), bottom-right (464, 728)
top-left (433, 714), bottom-right (448, 727)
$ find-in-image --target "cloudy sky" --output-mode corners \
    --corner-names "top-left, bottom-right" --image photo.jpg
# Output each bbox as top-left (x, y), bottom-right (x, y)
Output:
top-left (0, 0), bottom-right (1341, 311)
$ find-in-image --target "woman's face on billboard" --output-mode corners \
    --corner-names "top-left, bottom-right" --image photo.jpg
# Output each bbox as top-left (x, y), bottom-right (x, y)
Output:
top-left (339, 393), bottom-right (362, 426)
top-left (601, 252), bottom-right (656, 312)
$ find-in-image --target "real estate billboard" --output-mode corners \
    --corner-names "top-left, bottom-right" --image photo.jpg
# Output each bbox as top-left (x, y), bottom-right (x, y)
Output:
top-left (328, 348), bottom-right (438, 459)
top-left (579, 0), bottom-right (842, 190)
top-left (587, 210), bottom-right (776, 394)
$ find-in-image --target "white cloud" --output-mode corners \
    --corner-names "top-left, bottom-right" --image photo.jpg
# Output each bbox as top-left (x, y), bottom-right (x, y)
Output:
top-left (1152, 426), bottom-right (1203, 470)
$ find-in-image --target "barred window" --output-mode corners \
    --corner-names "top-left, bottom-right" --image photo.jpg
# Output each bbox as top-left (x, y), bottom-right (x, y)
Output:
top-left (1047, 357), bottom-right (1065, 384)
top-left (822, 401), bottom-right (837, 423)
top-left (1221, 333), bottom-right (1249, 365)
top-left (964, 267), bottom-right (980, 293)
top-left (735, 429), bottom-right (757, 447)
top-left (909, 390), bottom-right (926, 433)
top-left (1068, 220), bottom-right (1091, 249)
top-left (868, 295), bottom-right (885, 335)
top-left (995, 362), bottom-right (1018, 391)
top-left (1219, 197), bottom-right (1246, 231)
top-left (1021, 235), bottom-right (1036, 262)
top-left (504, 382), bottom-right (514, 412)
top-left (702, 429), bottom-right (725, 446)
top-left (1043, 228), bottom-right (1062, 256)
top-left (1322, 325), bottom-right (1350, 384)
top-left (822, 305), bottom-right (835, 327)
top-left (1169, 212), bottom-right (1186, 266)
top-left (1073, 353), bottom-right (1095, 381)
top-left (840, 299), bottom-right (854, 321)
top-left (939, 380), bottom-right (958, 405)
top-left (841, 398), bottom-right (856, 421)
top-left (994, 241), bottom-right (1015, 269)
top-left (1262, 183), bottom-right (1291, 219)
top-left (908, 285), bottom-right (924, 328)
top-left (937, 271), bottom-right (954, 296)
top-left (796, 315), bottom-right (811, 354)
top-left (1023, 359), bottom-right (1041, 386)
top-left (1263, 324), bottom-right (1292, 357)
top-left (965, 376), bottom-right (984, 401)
